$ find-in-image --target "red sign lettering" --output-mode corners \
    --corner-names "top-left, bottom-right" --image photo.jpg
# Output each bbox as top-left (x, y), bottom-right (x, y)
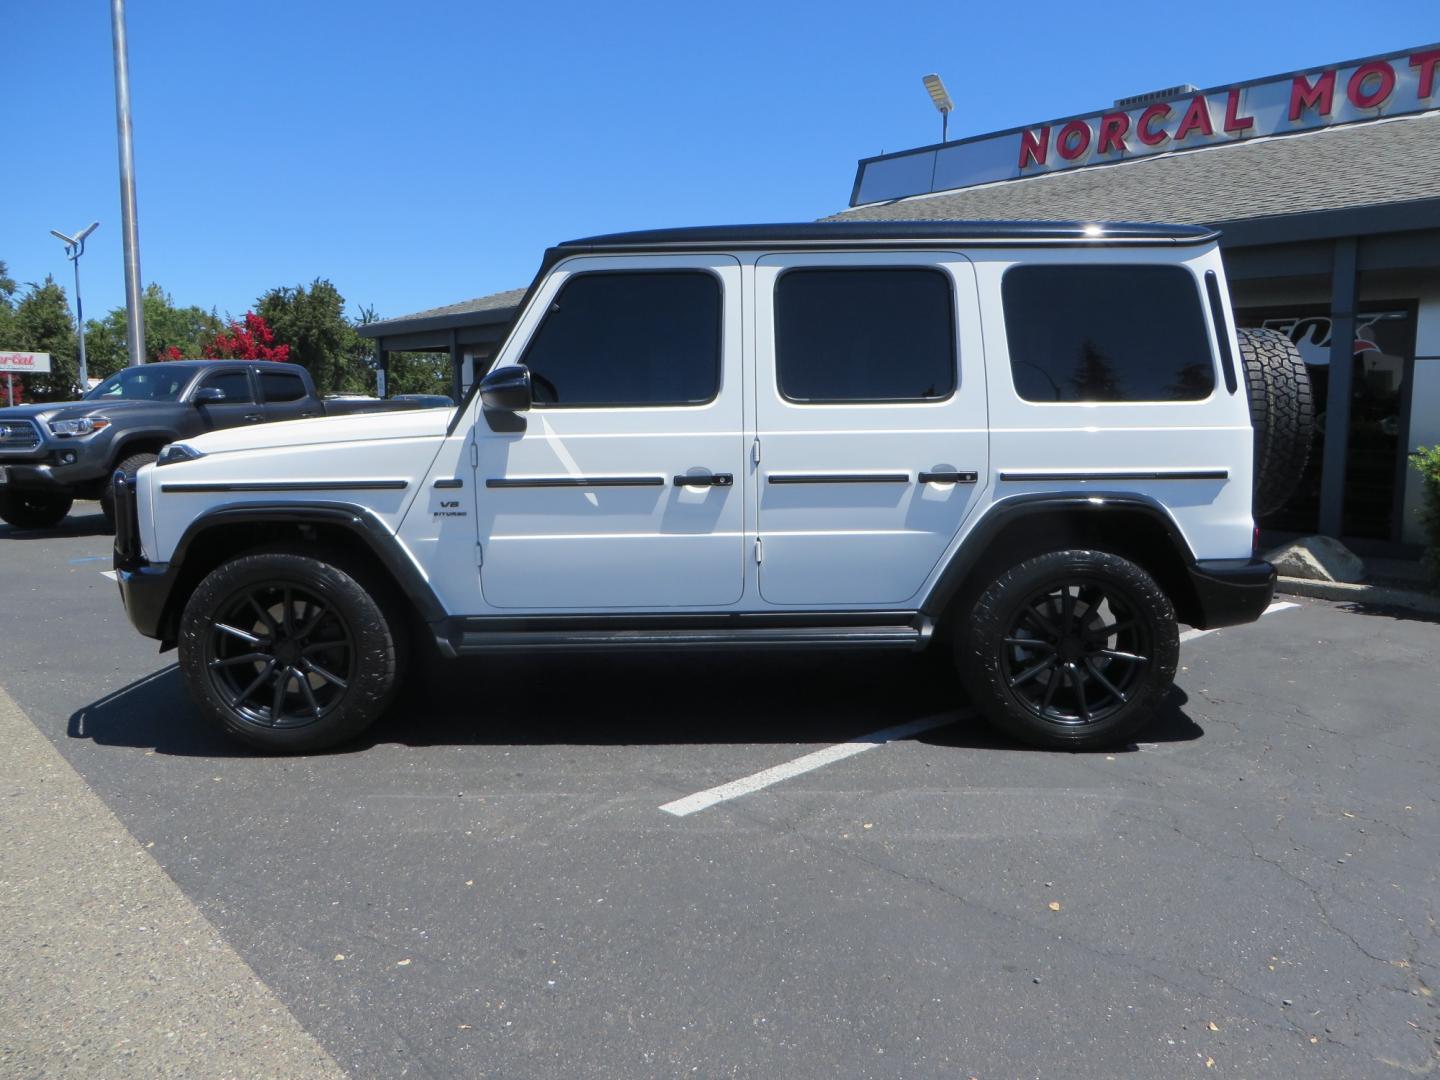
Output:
top-left (1137, 103), bottom-right (1171, 145)
top-left (1097, 112), bottom-right (1130, 154)
top-left (1057, 120), bottom-right (1091, 161)
top-left (1018, 126), bottom-right (1050, 169)
top-left (1173, 95), bottom-right (1214, 141)
top-left (1289, 70), bottom-right (1336, 120)
top-left (1409, 48), bottom-right (1440, 99)
top-left (1347, 60), bottom-right (1396, 108)
top-left (1223, 88), bottom-right (1254, 133)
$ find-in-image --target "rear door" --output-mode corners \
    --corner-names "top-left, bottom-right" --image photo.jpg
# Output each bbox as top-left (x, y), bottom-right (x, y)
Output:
top-left (258, 367), bottom-right (319, 422)
top-left (753, 252), bottom-right (989, 606)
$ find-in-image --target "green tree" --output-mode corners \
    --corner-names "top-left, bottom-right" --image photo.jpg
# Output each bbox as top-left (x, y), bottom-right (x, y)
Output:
top-left (0, 260), bottom-right (17, 352)
top-left (85, 284), bottom-right (224, 376)
top-left (9, 276), bottom-right (78, 400)
top-left (257, 279), bottom-right (368, 396)
top-left (355, 303), bottom-right (451, 399)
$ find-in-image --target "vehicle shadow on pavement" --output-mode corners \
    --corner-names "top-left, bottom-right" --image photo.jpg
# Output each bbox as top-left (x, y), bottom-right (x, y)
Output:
top-left (66, 653), bottom-right (1204, 757)
top-left (0, 507), bottom-right (111, 540)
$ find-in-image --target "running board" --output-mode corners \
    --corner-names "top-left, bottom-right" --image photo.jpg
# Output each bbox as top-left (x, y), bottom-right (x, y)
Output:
top-left (437, 616), bottom-right (934, 657)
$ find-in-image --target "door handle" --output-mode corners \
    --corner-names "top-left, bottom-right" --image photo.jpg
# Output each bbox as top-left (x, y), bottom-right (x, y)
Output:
top-left (918, 470), bottom-right (978, 484)
top-left (244, 413), bottom-right (264, 422)
top-left (673, 472), bottom-right (733, 487)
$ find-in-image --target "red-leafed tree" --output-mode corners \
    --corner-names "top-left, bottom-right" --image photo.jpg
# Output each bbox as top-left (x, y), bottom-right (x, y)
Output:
top-left (194, 312), bottom-right (291, 362)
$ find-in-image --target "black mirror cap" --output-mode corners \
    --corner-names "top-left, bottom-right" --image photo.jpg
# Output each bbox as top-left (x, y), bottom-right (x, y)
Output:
top-left (479, 365), bottom-right (532, 413)
top-left (193, 386), bottom-right (227, 404)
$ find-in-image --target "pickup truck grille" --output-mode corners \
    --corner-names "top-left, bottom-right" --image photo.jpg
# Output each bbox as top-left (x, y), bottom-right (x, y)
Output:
top-left (0, 420), bottom-right (41, 452)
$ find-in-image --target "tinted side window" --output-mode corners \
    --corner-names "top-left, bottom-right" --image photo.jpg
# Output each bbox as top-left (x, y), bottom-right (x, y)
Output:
top-left (1002, 265), bottom-right (1215, 403)
top-left (200, 370), bottom-right (254, 403)
top-left (520, 271), bottom-right (721, 407)
top-left (261, 371), bottom-right (307, 402)
top-left (774, 268), bottom-right (955, 403)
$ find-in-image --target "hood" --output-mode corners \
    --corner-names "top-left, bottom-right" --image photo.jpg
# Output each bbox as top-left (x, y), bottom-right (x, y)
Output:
top-left (0, 398), bottom-right (157, 424)
top-left (185, 408), bottom-right (453, 455)
top-left (0, 402), bottom-right (70, 423)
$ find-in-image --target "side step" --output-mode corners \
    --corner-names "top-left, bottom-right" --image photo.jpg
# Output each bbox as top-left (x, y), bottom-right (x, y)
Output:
top-left (442, 618), bottom-right (934, 656)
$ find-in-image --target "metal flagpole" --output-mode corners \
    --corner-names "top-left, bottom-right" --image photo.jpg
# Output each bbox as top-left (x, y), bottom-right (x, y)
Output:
top-left (110, 0), bottom-right (146, 365)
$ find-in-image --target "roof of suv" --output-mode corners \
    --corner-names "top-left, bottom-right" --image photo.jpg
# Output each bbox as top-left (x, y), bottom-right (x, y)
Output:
top-left (555, 220), bottom-right (1218, 252)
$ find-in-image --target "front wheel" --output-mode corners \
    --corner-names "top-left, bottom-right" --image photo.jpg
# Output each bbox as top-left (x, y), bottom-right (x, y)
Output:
top-left (0, 490), bottom-right (74, 529)
top-left (178, 550), bottom-right (403, 753)
top-left (957, 549), bottom-right (1179, 750)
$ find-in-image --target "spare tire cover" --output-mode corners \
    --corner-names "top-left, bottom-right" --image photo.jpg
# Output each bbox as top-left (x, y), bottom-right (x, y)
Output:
top-left (1235, 326), bottom-right (1316, 518)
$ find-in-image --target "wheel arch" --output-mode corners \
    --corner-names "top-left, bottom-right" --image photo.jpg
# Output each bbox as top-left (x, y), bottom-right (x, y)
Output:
top-left (153, 502), bottom-right (445, 646)
top-left (921, 493), bottom-right (1205, 628)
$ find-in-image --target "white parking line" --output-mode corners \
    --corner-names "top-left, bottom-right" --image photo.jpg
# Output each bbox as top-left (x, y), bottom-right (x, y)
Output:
top-left (659, 712), bottom-right (968, 817)
top-left (99, 570), bottom-right (118, 582)
top-left (1180, 599), bottom-right (1297, 642)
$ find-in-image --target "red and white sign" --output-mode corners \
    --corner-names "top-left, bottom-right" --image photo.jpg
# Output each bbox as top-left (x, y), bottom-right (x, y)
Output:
top-left (853, 44), bottom-right (1440, 205)
top-left (0, 352), bottom-right (52, 374)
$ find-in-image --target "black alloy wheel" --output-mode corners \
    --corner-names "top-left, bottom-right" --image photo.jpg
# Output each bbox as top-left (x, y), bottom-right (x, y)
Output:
top-left (958, 549), bottom-right (1179, 750)
top-left (999, 580), bottom-right (1152, 727)
top-left (205, 582), bottom-right (355, 729)
top-left (178, 549), bottom-right (402, 752)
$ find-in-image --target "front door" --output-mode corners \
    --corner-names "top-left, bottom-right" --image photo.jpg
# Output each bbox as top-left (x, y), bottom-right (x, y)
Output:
top-left (475, 255), bottom-right (746, 610)
top-left (753, 252), bottom-right (989, 606)
top-left (190, 367), bottom-right (263, 431)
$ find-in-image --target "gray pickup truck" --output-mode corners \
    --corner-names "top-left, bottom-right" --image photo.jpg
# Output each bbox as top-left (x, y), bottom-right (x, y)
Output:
top-left (0, 360), bottom-right (449, 530)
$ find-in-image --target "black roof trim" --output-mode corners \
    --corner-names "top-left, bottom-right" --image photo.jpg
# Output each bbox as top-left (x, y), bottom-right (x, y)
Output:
top-left (555, 221), bottom-right (1219, 250)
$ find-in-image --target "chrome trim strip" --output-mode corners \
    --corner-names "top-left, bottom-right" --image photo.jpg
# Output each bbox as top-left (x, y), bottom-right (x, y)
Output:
top-left (767, 472), bottom-right (910, 485)
top-left (485, 476), bottom-right (666, 489)
top-left (159, 480), bottom-right (409, 493)
top-left (999, 468), bottom-right (1229, 482)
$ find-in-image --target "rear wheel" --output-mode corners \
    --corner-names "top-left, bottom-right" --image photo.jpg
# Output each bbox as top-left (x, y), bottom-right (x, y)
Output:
top-left (0, 490), bottom-right (74, 529)
top-left (957, 549), bottom-right (1179, 750)
top-left (178, 550), bottom-right (402, 753)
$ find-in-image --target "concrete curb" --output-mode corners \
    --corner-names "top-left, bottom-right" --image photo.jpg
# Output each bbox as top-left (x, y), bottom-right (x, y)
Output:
top-left (1276, 575), bottom-right (1440, 615)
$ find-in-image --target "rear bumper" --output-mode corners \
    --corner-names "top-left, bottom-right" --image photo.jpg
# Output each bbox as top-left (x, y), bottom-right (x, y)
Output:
top-left (1187, 558), bottom-right (1276, 629)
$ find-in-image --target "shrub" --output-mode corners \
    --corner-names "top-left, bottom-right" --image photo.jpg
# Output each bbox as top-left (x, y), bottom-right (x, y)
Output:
top-left (1411, 445), bottom-right (1440, 585)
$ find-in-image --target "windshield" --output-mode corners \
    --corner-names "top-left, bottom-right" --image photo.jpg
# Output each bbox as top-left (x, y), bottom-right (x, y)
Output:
top-left (85, 366), bottom-right (191, 402)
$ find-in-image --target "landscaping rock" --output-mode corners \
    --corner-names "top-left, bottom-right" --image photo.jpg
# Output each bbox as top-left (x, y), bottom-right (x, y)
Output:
top-left (1264, 536), bottom-right (1365, 583)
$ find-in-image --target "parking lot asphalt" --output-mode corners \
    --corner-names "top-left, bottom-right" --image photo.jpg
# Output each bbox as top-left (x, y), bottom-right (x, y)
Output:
top-left (1, 506), bottom-right (1437, 1079)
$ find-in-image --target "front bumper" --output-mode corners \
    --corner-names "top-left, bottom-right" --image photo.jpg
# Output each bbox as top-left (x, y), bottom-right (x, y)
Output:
top-left (1187, 558), bottom-right (1276, 629)
top-left (112, 470), bottom-right (176, 642)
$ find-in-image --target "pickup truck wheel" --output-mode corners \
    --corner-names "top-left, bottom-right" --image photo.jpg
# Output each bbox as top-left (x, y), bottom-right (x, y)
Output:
top-left (957, 549), bottom-right (1179, 750)
top-left (178, 551), bottom-right (401, 753)
top-left (100, 452), bottom-right (159, 532)
top-left (0, 490), bottom-right (74, 529)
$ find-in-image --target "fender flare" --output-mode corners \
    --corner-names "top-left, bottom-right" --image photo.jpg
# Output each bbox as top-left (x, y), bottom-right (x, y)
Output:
top-left (918, 491), bottom-right (1199, 618)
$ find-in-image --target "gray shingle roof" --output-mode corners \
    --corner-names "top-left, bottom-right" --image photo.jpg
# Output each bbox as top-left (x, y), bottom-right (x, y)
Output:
top-left (829, 112), bottom-right (1440, 226)
top-left (359, 287), bottom-right (527, 335)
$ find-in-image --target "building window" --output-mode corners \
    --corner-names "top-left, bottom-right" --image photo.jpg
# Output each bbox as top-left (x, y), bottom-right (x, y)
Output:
top-left (1002, 265), bottom-right (1215, 403)
top-left (521, 271), bottom-right (721, 407)
top-left (774, 268), bottom-right (956, 403)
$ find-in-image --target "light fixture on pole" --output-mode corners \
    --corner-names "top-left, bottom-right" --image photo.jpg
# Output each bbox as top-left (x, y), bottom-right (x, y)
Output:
top-left (922, 73), bottom-right (954, 143)
top-left (50, 221), bottom-right (100, 391)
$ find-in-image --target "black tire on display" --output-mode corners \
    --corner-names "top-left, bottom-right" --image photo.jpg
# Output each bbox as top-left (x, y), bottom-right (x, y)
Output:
top-left (0, 490), bottom-right (75, 529)
top-left (957, 549), bottom-right (1180, 751)
top-left (178, 548), bottom-right (403, 753)
top-left (1236, 327), bottom-right (1315, 518)
top-left (100, 451), bottom-right (159, 532)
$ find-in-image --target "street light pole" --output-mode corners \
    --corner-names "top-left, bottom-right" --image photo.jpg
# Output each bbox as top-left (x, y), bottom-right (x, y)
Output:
top-left (110, 0), bottom-right (146, 365)
top-left (50, 223), bottom-right (99, 391)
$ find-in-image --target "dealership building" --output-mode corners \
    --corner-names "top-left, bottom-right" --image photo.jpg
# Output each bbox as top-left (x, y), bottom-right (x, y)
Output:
top-left (361, 43), bottom-right (1440, 553)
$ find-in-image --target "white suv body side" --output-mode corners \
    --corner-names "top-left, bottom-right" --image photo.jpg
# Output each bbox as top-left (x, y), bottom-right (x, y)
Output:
top-left (140, 239), bottom-right (1251, 618)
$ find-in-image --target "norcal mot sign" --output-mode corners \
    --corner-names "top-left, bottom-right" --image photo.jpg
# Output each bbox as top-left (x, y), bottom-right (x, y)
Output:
top-left (0, 352), bottom-right (52, 374)
top-left (852, 44), bottom-right (1440, 205)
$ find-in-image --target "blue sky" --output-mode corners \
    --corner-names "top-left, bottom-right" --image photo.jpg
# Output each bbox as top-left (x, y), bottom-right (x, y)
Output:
top-left (4, 1), bottom-right (1434, 325)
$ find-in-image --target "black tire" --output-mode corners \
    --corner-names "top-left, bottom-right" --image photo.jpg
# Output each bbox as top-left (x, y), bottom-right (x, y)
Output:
top-left (1236, 327), bottom-right (1315, 517)
top-left (957, 549), bottom-right (1179, 750)
top-left (0, 490), bottom-right (75, 529)
top-left (100, 451), bottom-right (159, 533)
top-left (178, 548), bottom-right (403, 753)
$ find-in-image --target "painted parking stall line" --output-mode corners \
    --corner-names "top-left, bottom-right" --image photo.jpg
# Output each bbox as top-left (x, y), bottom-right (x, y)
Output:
top-left (1180, 600), bottom-right (1297, 643)
top-left (659, 712), bottom-right (968, 818)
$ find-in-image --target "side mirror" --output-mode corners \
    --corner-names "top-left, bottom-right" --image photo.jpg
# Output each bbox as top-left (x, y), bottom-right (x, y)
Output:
top-left (193, 386), bottom-right (227, 404)
top-left (479, 365), bottom-right (532, 413)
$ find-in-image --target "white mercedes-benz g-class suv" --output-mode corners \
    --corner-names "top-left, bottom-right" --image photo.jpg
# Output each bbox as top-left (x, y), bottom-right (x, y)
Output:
top-left (112, 222), bottom-right (1312, 753)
